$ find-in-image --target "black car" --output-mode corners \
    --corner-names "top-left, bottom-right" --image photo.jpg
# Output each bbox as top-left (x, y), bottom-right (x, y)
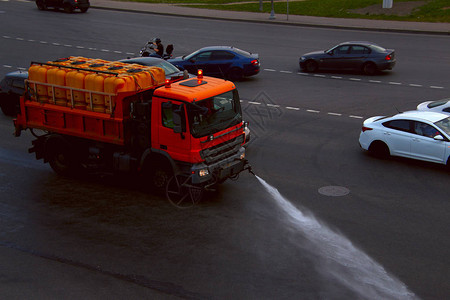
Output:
top-left (168, 46), bottom-right (260, 81)
top-left (36, 0), bottom-right (90, 13)
top-left (119, 57), bottom-right (191, 81)
top-left (299, 41), bottom-right (396, 75)
top-left (0, 70), bottom-right (27, 116)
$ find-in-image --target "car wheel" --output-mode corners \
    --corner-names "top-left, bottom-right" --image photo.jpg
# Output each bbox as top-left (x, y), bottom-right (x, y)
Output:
top-left (36, 0), bottom-right (47, 10)
top-left (80, 7), bottom-right (88, 13)
top-left (368, 141), bottom-right (390, 159)
top-left (227, 67), bottom-right (243, 81)
top-left (363, 62), bottom-right (377, 75)
top-left (305, 60), bottom-right (318, 73)
top-left (64, 3), bottom-right (74, 13)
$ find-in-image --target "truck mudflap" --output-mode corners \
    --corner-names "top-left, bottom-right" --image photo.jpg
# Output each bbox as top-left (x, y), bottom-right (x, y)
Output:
top-left (165, 149), bottom-right (253, 209)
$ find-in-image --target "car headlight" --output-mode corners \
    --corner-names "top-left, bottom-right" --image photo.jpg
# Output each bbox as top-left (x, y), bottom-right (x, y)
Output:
top-left (199, 168), bottom-right (209, 177)
top-left (300, 56), bottom-right (306, 61)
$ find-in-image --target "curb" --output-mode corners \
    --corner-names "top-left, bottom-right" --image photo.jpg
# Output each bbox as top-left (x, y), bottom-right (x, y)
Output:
top-left (90, 4), bottom-right (450, 36)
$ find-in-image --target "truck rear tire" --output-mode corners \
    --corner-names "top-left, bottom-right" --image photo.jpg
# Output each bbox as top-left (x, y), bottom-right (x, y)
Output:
top-left (48, 140), bottom-right (79, 176)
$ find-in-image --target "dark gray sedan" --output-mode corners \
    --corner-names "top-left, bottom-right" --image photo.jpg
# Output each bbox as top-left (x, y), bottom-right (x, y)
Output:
top-left (0, 70), bottom-right (27, 116)
top-left (299, 41), bottom-right (396, 75)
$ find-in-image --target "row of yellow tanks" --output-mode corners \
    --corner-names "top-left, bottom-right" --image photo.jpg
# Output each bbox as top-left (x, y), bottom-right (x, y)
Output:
top-left (28, 56), bottom-right (166, 113)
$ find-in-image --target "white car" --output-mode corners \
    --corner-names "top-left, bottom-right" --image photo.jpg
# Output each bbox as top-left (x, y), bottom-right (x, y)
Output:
top-left (359, 111), bottom-right (450, 166)
top-left (417, 98), bottom-right (450, 115)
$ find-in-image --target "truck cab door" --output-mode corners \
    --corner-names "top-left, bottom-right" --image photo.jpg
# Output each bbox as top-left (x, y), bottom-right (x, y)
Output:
top-left (157, 100), bottom-right (192, 163)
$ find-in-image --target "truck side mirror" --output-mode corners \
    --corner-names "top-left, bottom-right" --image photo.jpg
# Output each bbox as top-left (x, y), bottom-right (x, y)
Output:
top-left (172, 104), bottom-right (186, 134)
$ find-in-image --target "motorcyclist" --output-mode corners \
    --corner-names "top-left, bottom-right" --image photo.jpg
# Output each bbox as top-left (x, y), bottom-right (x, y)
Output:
top-left (143, 37), bottom-right (163, 58)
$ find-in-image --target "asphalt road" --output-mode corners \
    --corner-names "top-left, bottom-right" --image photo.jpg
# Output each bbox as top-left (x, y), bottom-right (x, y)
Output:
top-left (1, 1), bottom-right (449, 299)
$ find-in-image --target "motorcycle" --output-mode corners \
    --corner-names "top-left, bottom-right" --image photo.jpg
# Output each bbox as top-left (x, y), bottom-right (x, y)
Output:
top-left (140, 42), bottom-right (174, 60)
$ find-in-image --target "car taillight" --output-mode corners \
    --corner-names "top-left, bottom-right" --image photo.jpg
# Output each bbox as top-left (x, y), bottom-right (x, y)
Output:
top-left (251, 59), bottom-right (259, 66)
top-left (385, 54), bottom-right (392, 61)
top-left (362, 126), bottom-right (373, 132)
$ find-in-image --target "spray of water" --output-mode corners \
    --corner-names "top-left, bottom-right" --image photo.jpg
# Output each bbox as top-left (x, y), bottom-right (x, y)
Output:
top-left (255, 175), bottom-right (418, 300)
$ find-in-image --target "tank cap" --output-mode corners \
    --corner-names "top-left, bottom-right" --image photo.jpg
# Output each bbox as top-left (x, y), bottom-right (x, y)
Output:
top-left (71, 61), bottom-right (88, 65)
top-left (89, 63), bottom-right (105, 68)
top-left (108, 66), bottom-right (124, 70)
top-left (53, 58), bottom-right (70, 62)
top-left (126, 68), bottom-right (144, 73)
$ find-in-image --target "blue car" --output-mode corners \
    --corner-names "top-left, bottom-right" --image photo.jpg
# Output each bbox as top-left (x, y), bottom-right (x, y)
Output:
top-left (168, 46), bottom-right (260, 81)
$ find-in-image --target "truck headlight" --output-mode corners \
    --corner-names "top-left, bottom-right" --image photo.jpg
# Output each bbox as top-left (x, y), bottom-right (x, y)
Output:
top-left (199, 168), bottom-right (209, 177)
top-left (240, 152), bottom-right (245, 160)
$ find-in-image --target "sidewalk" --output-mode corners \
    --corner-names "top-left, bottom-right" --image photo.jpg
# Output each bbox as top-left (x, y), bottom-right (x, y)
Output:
top-left (90, 0), bottom-right (449, 35)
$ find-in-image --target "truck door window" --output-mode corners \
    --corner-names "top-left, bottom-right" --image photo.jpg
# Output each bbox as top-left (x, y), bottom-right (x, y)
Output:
top-left (162, 104), bottom-right (174, 128)
top-left (162, 103), bottom-right (185, 129)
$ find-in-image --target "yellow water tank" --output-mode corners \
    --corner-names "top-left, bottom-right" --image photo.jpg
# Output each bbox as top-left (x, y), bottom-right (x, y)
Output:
top-left (85, 73), bottom-right (107, 106)
top-left (28, 64), bottom-right (48, 102)
top-left (47, 67), bottom-right (67, 103)
top-left (66, 70), bottom-right (87, 105)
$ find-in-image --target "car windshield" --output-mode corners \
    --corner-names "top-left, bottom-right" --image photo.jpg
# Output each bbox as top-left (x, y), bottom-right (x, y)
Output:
top-left (154, 60), bottom-right (180, 75)
top-left (187, 89), bottom-right (242, 138)
top-left (434, 117), bottom-right (450, 136)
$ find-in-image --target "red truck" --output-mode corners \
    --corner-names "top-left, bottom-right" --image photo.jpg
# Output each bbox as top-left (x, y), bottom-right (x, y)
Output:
top-left (14, 57), bottom-right (251, 208)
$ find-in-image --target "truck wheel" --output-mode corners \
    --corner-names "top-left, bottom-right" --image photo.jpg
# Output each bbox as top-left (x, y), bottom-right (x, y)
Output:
top-left (151, 167), bottom-right (171, 190)
top-left (166, 175), bottom-right (203, 209)
top-left (48, 142), bottom-right (79, 176)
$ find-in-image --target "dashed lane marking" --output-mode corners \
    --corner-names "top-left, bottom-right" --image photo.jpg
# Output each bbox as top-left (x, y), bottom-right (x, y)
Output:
top-left (241, 99), bottom-right (364, 120)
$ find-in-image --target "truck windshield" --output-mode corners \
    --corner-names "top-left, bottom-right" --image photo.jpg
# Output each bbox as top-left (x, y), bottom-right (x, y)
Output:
top-left (187, 89), bottom-right (242, 138)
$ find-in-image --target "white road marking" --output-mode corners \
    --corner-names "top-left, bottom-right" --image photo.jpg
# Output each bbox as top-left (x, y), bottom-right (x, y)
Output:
top-left (349, 78), bottom-right (361, 81)
top-left (286, 106), bottom-right (300, 110)
top-left (349, 115), bottom-right (364, 119)
top-left (328, 112), bottom-right (342, 116)
top-left (409, 84), bottom-right (422, 87)
top-left (307, 109), bottom-right (320, 113)
top-left (389, 82), bottom-right (402, 85)
top-left (369, 80), bottom-right (381, 83)
top-left (248, 101), bottom-right (261, 105)
top-left (264, 69), bottom-right (276, 72)
top-left (430, 86), bottom-right (444, 89)
top-left (266, 104), bottom-right (280, 107)
top-left (280, 70), bottom-right (293, 74)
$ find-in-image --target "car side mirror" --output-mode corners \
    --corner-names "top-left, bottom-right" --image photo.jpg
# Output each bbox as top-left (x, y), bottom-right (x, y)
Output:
top-left (433, 135), bottom-right (444, 141)
top-left (189, 58), bottom-right (196, 63)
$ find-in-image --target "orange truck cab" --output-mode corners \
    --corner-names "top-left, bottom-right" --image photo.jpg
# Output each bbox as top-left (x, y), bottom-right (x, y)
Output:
top-left (14, 57), bottom-right (252, 207)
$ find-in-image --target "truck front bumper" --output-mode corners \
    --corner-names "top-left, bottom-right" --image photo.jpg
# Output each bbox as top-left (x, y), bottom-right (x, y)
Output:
top-left (190, 147), bottom-right (247, 185)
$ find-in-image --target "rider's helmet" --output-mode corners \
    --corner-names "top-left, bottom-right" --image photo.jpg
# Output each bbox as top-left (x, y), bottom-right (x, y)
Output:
top-left (152, 37), bottom-right (161, 44)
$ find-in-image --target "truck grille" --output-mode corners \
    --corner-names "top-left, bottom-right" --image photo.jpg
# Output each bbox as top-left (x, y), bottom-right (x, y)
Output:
top-left (200, 135), bottom-right (244, 164)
